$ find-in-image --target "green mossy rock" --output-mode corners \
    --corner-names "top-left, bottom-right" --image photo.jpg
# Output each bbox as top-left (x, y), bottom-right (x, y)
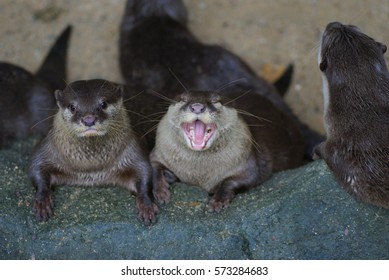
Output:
top-left (1, 139), bottom-right (388, 259)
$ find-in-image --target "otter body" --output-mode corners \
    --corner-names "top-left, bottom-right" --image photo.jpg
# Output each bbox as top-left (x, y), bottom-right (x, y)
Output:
top-left (29, 79), bottom-right (158, 225)
top-left (315, 22), bottom-right (389, 208)
top-left (119, 0), bottom-right (323, 157)
top-left (151, 91), bottom-right (303, 211)
top-left (119, 0), bottom-right (305, 211)
top-left (0, 26), bottom-right (72, 148)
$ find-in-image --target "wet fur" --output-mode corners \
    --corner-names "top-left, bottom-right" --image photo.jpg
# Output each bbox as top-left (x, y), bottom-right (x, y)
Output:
top-left (315, 22), bottom-right (389, 208)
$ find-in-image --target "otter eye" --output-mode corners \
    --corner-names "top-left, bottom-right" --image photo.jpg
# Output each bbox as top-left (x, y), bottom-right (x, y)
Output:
top-left (100, 101), bottom-right (108, 110)
top-left (211, 97), bottom-right (220, 104)
top-left (180, 94), bottom-right (189, 103)
top-left (68, 104), bottom-right (76, 113)
top-left (319, 60), bottom-right (327, 72)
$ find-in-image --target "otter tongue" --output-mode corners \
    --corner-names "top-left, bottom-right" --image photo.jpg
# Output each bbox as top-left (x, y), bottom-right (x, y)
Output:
top-left (193, 120), bottom-right (206, 145)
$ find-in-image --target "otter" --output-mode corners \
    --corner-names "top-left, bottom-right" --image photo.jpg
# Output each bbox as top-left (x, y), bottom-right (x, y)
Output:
top-left (314, 21), bottom-right (389, 208)
top-left (151, 90), bottom-right (304, 211)
top-left (0, 25), bottom-right (72, 148)
top-left (28, 79), bottom-right (159, 225)
top-left (119, 0), bottom-right (323, 158)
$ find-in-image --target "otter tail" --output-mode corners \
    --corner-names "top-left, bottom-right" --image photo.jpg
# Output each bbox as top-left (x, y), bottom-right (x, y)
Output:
top-left (35, 25), bottom-right (72, 91)
top-left (121, 0), bottom-right (188, 30)
top-left (273, 63), bottom-right (294, 97)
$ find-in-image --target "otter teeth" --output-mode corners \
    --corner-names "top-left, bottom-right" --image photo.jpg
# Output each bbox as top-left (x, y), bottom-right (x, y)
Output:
top-left (183, 120), bottom-right (216, 150)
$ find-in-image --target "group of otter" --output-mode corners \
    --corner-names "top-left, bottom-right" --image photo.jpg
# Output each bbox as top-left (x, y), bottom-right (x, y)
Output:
top-left (1, 0), bottom-right (388, 225)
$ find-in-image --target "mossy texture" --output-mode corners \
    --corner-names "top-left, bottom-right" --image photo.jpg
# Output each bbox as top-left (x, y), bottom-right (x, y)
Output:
top-left (1, 139), bottom-right (388, 260)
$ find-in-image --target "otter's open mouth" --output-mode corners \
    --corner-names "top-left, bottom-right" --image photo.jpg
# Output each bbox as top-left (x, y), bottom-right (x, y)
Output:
top-left (182, 120), bottom-right (216, 150)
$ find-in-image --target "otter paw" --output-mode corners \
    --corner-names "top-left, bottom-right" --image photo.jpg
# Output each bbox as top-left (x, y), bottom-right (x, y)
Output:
top-left (207, 197), bottom-right (231, 213)
top-left (33, 194), bottom-right (53, 221)
top-left (136, 197), bottom-right (160, 226)
top-left (153, 180), bottom-right (171, 204)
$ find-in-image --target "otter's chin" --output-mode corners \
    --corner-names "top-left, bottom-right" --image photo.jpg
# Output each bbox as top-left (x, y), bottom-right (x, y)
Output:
top-left (182, 120), bottom-right (216, 151)
top-left (78, 128), bottom-right (107, 138)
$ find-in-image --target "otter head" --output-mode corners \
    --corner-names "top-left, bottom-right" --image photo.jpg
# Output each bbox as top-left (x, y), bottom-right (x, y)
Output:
top-left (164, 91), bottom-right (239, 151)
top-left (317, 22), bottom-right (388, 136)
top-left (318, 22), bottom-right (387, 81)
top-left (54, 79), bottom-right (124, 138)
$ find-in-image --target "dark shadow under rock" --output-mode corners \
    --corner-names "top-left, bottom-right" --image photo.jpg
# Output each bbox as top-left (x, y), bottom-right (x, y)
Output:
top-left (0, 139), bottom-right (388, 259)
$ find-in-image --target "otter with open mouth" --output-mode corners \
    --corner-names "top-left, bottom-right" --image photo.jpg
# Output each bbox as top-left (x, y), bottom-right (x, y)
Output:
top-left (28, 79), bottom-right (159, 225)
top-left (119, 0), bottom-right (324, 158)
top-left (151, 90), bottom-right (304, 212)
top-left (314, 22), bottom-right (389, 209)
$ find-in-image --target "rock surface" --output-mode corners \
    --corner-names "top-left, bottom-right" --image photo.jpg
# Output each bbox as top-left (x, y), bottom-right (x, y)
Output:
top-left (1, 139), bottom-right (388, 260)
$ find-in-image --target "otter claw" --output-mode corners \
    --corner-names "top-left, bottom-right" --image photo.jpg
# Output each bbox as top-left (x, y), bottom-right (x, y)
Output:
top-left (136, 197), bottom-right (159, 226)
top-left (33, 195), bottom-right (53, 221)
top-left (207, 197), bottom-right (231, 213)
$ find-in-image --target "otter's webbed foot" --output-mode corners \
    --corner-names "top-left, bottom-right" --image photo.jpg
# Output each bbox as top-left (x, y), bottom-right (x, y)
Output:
top-left (33, 191), bottom-right (53, 221)
top-left (136, 196), bottom-right (160, 226)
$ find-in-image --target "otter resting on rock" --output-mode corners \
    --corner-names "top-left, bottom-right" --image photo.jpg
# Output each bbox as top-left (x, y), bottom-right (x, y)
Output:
top-left (315, 22), bottom-right (389, 209)
top-left (28, 79), bottom-right (159, 225)
top-left (151, 90), bottom-right (304, 212)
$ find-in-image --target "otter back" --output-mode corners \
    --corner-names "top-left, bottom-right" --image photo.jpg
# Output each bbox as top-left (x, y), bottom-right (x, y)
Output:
top-left (315, 22), bottom-right (389, 209)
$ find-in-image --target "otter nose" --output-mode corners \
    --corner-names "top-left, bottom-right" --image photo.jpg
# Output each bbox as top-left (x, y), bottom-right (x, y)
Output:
top-left (81, 115), bottom-right (96, 127)
top-left (190, 103), bottom-right (206, 114)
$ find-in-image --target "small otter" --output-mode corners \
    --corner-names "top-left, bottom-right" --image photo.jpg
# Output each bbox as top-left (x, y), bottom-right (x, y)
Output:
top-left (315, 22), bottom-right (389, 208)
top-left (151, 90), bottom-right (304, 211)
top-left (28, 79), bottom-right (159, 225)
top-left (119, 0), bottom-right (324, 158)
top-left (0, 25), bottom-right (72, 148)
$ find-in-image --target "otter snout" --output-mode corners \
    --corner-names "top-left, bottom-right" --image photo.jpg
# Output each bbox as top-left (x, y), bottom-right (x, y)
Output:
top-left (190, 103), bottom-right (206, 114)
top-left (81, 115), bottom-right (97, 127)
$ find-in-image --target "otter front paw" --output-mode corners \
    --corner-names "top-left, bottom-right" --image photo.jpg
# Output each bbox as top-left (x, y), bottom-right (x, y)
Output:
top-left (136, 196), bottom-right (160, 226)
top-left (153, 178), bottom-right (171, 204)
top-left (207, 191), bottom-right (235, 212)
top-left (33, 193), bottom-right (53, 221)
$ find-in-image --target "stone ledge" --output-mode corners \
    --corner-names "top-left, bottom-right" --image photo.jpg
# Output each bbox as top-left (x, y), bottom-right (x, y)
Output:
top-left (1, 139), bottom-right (388, 259)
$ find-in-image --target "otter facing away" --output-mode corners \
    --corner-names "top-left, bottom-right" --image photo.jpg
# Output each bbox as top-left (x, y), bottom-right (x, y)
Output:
top-left (28, 79), bottom-right (159, 225)
top-left (315, 22), bottom-right (389, 209)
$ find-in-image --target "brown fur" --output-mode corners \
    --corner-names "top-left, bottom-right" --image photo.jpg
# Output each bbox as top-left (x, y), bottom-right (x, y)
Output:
top-left (28, 79), bottom-right (159, 225)
top-left (151, 91), bottom-right (304, 211)
top-left (315, 22), bottom-right (389, 208)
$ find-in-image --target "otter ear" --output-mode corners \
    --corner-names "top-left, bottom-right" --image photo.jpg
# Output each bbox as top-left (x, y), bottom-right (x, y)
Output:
top-left (319, 60), bottom-right (328, 72)
top-left (116, 85), bottom-right (124, 97)
top-left (54, 90), bottom-right (64, 107)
